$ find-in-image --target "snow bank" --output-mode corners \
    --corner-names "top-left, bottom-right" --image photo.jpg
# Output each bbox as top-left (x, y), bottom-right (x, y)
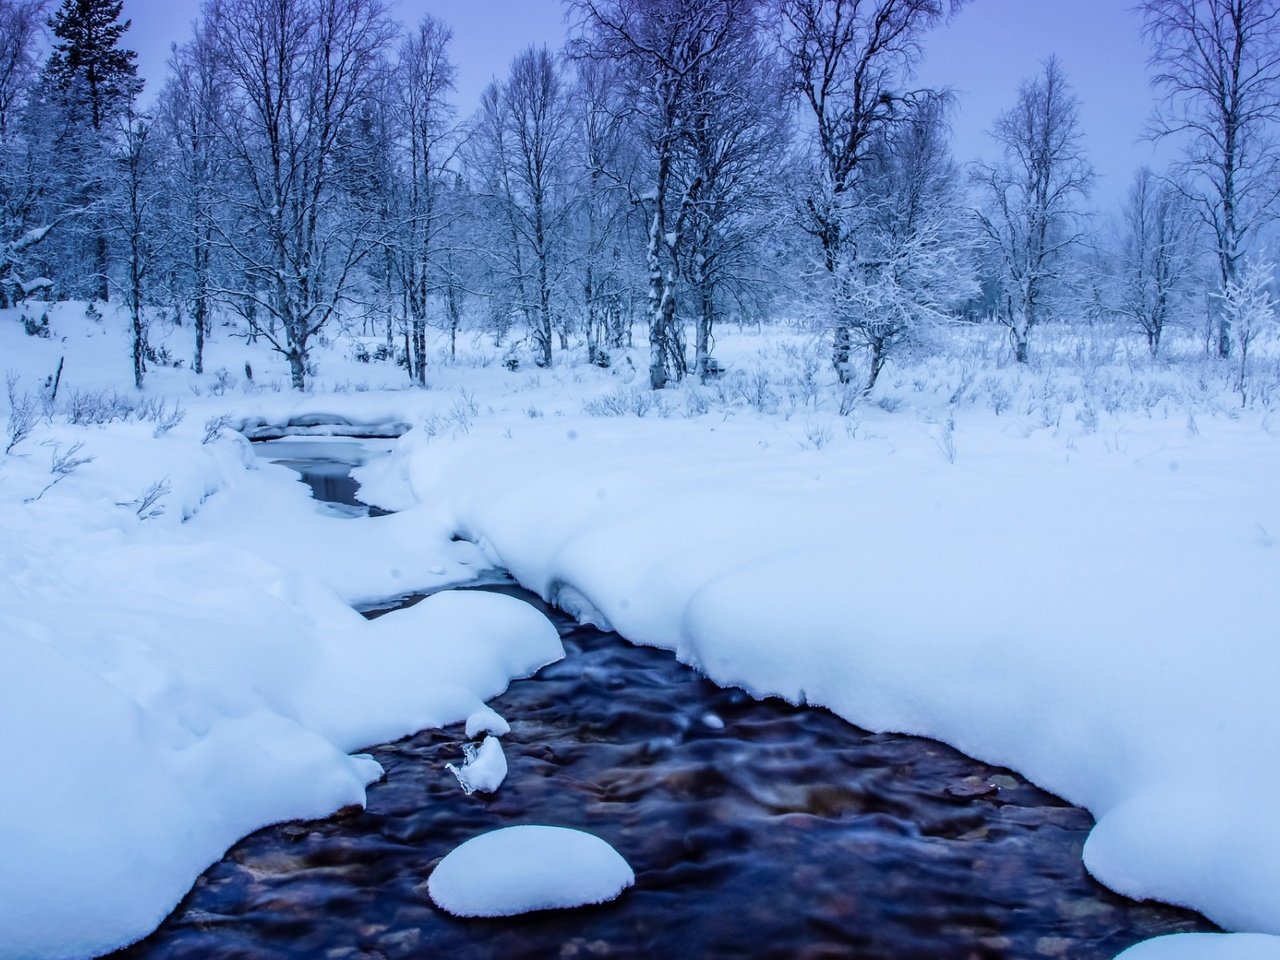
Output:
top-left (0, 427), bottom-right (562, 960)
top-left (427, 825), bottom-right (634, 917)
top-left (378, 413), bottom-right (1280, 954)
top-left (1116, 934), bottom-right (1280, 960)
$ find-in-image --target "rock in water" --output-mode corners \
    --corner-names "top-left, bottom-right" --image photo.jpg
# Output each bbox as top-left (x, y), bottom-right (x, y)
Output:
top-left (446, 735), bottom-right (507, 795)
top-left (427, 825), bottom-right (634, 917)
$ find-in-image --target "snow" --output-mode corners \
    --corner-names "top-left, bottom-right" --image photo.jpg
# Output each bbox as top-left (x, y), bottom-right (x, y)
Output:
top-left (426, 825), bottom-right (635, 917)
top-left (465, 706), bottom-right (511, 738)
top-left (3, 302), bottom-right (1279, 958)
top-left (0, 413), bottom-right (562, 957)
top-left (1116, 934), bottom-right (1280, 960)
top-left (447, 735), bottom-right (509, 794)
top-left (374, 409), bottom-right (1280, 947)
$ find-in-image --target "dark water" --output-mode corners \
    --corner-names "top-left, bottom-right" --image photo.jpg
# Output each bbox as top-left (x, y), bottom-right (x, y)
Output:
top-left (252, 438), bottom-right (391, 517)
top-left (109, 451), bottom-right (1216, 960)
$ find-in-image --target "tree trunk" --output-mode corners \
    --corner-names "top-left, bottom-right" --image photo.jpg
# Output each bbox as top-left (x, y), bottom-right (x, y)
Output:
top-left (696, 283), bottom-right (713, 381)
top-left (1011, 326), bottom-right (1029, 364)
top-left (95, 233), bottom-right (109, 303)
top-left (864, 337), bottom-right (887, 395)
top-left (412, 317), bottom-right (427, 385)
top-left (287, 348), bottom-right (306, 391)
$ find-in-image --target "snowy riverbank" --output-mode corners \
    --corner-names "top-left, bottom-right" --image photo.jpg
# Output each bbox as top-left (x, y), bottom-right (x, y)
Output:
top-left (3, 310), bottom-right (1279, 958)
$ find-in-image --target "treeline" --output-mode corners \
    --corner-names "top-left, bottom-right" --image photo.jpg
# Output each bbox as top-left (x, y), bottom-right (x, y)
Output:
top-left (1, 0), bottom-right (1278, 392)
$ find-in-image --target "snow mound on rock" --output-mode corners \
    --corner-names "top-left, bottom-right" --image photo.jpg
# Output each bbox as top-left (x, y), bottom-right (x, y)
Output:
top-left (427, 825), bottom-right (634, 917)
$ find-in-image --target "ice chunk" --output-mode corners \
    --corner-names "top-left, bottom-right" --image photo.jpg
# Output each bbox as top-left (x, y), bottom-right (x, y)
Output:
top-left (427, 825), bottom-right (634, 917)
top-left (446, 735), bottom-right (507, 795)
top-left (465, 707), bottom-right (510, 739)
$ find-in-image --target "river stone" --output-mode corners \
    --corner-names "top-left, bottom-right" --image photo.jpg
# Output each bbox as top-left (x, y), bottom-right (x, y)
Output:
top-left (427, 826), bottom-right (634, 918)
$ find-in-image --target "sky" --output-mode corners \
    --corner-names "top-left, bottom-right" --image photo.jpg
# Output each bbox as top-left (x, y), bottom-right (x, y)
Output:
top-left (120, 0), bottom-right (1166, 212)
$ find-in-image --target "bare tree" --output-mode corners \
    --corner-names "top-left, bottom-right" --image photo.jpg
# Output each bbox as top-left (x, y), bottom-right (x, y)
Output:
top-left (1115, 166), bottom-right (1200, 355)
top-left (392, 15), bottom-right (455, 384)
top-left (679, 5), bottom-right (789, 381)
top-left (775, 0), bottom-right (966, 382)
top-left (0, 0), bottom-right (55, 307)
top-left (572, 0), bottom-right (756, 389)
top-left (0, 0), bottom-right (44, 136)
top-left (157, 14), bottom-right (227, 374)
top-left (108, 109), bottom-right (159, 388)
top-left (973, 57), bottom-right (1093, 363)
top-left (841, 98), bottom-right (976, 391)
top-left (210, 0), bottom-right (396, 390)
top-left (1142, 0), bottom-right (1280, 357)
top-left (571, 57), bottom-right (634, 366)
top-left (502, 45), bottom-right (574, 367)
top-left (468, 80), bottom-right (539, 356)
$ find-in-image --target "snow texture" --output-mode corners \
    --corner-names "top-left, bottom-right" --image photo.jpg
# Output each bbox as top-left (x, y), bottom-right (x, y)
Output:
top-left (427, 825), bottom-right (635, 917)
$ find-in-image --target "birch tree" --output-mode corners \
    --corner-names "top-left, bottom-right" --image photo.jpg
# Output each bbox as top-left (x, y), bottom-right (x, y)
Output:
top-left (1115, 167), bottom-right (1200, 355)
top-left (156, 14), bottom-right (227, 373)
top-left (973, 57), bottom-right (1093, 363)
top-left (679, 6), bottom-right (788, 380)
top-left (775, 0), bottom-right (967, 382)
top-left (392, 15), bottom-right (455, 383)
top-left (572, 0), bottom-right (756, 389)
top-left (1142, 0), bottom-right (1280, 357)
top-left (501, 46), bottom-right (574, 367)
top-left (211, 0), bottom-right (396, 390)
top-left (840, 98), bottom-right (976, 391)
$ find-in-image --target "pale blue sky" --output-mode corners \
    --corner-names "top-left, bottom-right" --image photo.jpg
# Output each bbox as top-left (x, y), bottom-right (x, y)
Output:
top-left (121, 0), bottom-right (1165, 210)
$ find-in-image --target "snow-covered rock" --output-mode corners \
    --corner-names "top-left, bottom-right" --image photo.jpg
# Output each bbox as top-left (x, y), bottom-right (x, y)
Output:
top-left (427, 825), bottom-right (635, 917)
top-left (465, 706), bottom-right (510, 739)
top-left (447, 735), bottom-right (508, 795)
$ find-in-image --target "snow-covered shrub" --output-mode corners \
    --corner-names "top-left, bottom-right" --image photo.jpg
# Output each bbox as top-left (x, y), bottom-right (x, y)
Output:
top-left (4, 373), bottom-right (37, 454)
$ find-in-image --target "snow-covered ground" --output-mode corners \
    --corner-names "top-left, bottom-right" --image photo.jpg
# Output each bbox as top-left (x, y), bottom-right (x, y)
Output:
top-left (2, 302), bottom-right (1278, 959)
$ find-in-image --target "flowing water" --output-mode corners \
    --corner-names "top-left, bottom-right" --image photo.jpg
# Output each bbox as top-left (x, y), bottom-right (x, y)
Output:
top-left (110, 442), bottom-right (1215, 959)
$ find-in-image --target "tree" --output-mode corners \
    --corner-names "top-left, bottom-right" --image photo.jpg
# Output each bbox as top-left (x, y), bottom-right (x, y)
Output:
top-left (839, 98), bottom-right (976, 391)
top-left (571, 57), bottom-right (634, 366)
top-left (572, 0), bottom-right (757, 390)
top-left (211, 0), bottom-right (396, 390)
top-left (1218, 253), bottom-right (1277, 402)
top-left (1115, 167), bottom-right (1200, 355)
top-left (505, 47), bottom-right (574, 367)
top-left (1142, 0), bottom-right (1280, 358)
top-left (679, 5), bottom-right (788, 380)
top-left (0, 0), bottom-right (52, 307)
top-left (157, 13), bottom-right (228, 374)
top-left (43, 0), bottom-right (141, 301)
top-left (392, 15), bottom-right (456, 384)
top-left (0, 0), bottom-right (44, 136)
top-left (775, 0), bottom-right (967, 382)
top-left (973, 57), bottom-right (1093, 363)
top-left (107, 109), bottom-right (159, 388)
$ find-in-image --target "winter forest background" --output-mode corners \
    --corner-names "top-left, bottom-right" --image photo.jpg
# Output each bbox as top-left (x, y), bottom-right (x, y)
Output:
top-left (3, 0), bottom-right (1279, 404)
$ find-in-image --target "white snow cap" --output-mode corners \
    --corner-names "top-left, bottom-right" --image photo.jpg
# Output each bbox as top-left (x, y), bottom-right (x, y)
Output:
top-left (427, 825), bottom-right (635, 917)
top-left (464, 707), bottom-right (510, 739)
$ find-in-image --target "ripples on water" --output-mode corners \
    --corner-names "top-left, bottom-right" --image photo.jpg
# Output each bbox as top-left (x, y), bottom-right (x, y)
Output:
top-left (111, 445), bottom-right (1214, 959)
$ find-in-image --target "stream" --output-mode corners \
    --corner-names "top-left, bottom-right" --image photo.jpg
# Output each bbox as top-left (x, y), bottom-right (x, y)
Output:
top-left (110, 439), bottom-right (1216, 960)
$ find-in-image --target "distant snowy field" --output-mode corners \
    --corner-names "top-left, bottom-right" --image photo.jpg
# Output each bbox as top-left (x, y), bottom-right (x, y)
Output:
top-left (2, 302), bottom-right (1278, 959)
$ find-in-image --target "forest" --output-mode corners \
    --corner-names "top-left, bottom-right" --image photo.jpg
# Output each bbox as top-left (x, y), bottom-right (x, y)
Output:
top-left (3, 0), bottom-right (1276, 401)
